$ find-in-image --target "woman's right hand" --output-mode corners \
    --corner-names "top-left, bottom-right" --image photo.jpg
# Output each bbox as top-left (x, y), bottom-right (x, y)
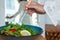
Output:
top-left (24, 1), bottom-right (45, 15)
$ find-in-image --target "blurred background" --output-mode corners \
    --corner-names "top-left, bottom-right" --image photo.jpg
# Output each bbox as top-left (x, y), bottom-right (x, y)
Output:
top-left (0, 0), bottom-right (60, 39)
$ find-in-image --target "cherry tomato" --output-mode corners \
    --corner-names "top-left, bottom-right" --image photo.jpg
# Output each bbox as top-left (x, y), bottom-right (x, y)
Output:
top-left (10, 28), bottom-right (17, 32)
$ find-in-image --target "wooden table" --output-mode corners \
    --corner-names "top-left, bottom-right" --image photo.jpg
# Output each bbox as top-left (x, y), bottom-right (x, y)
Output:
top-left (0, 35), bottom-right (46, 40)
top-left (34, 35), bottom-right (46, 40)
top-left (45, 24), bottom-right (60, 40)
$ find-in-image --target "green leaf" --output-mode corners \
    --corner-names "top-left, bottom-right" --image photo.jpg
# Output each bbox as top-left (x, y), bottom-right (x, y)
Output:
top-left (0, 30), bottom-right (4, 34)
top-left (4, 26), bottom-right (10, 31)
top-left (9, 31), bottom-right (14, 35)
top-left (13, 32), bottom-right (20, 37)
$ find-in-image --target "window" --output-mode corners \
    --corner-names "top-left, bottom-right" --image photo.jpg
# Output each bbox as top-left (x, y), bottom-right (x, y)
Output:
top-left (5, 0), bottom-right (19, 22)
top-left (5, 0), bottom-right (19, 16)
top-left (6, 0), bottom-right (15, 9)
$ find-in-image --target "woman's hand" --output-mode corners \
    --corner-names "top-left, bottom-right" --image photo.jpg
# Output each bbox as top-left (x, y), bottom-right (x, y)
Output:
top-left (6, 16), bottom-right (14, 19)
top-left (24, 1), bottom-right (45, 15)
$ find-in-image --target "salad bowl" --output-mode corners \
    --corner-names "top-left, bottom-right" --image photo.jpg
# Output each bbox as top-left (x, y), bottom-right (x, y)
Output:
top-left (0, 24), bottom-right (43, 40)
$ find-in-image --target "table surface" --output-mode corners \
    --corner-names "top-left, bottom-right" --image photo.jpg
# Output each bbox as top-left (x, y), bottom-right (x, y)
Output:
top-left (45, 24), bottom-right (60, 32)
top-left (45, 24), bottom-right (60, 40)
top-left (0, 35), bottom-right (46, 40)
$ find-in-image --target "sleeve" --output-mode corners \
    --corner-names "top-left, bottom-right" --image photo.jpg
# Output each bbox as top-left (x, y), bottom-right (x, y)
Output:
top-left (44, 0), bottom-right (60, 26)
top-left (12, 1), bottom-right (27, 17)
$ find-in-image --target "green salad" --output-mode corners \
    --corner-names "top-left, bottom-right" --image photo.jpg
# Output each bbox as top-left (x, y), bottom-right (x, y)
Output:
top-left (0, 23), bottom-right (37, 37)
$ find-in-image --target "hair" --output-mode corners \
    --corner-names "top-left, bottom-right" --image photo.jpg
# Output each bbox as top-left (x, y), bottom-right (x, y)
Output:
top-left (18, 0), bottom-right (27, 2)
top-left (20, 0), bottom-right (27, 1)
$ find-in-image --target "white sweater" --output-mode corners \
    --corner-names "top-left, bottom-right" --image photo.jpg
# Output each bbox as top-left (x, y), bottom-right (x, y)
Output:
top-left (44, 0), bottom-right (60, 26)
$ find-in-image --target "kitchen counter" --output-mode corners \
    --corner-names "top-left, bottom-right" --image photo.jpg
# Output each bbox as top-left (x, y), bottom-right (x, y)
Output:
top-left (0, 35), bottom-right (46, 40)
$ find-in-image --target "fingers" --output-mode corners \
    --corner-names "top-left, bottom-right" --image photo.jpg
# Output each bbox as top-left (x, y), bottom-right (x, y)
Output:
top-left (24, 3), bottom-right (35, 16)
top-left (25, 9), bottom-right (34, 16)
top-left (25, 1), bottom-right (37, 9)
top-left (25, 0), bottom-right (32, 10)
top-left (24, 1), bottom-right (38, 16)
